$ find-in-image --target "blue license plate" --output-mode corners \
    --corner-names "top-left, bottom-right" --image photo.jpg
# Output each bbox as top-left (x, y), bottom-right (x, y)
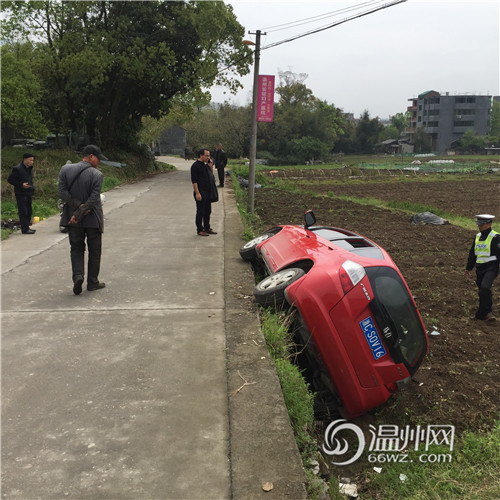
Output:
top-left (360, 316), bottom-right (387, 360)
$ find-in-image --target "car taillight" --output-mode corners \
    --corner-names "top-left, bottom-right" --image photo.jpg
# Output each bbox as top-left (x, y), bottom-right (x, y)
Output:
top-left (340, 260), bottom-right (366, 294)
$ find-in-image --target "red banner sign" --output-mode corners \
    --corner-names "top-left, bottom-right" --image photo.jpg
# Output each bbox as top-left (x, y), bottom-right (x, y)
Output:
top-left (257, 75), bottom-right (275, 122)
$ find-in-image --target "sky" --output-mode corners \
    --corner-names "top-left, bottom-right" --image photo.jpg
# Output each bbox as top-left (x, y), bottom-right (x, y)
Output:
top-left (209, 0), bottom-right (500, 119)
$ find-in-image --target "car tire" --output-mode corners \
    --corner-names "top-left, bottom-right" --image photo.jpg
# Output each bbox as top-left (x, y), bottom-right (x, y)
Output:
top-left (254, 268), bottom-right (305, 307)
top-left (239, 233), bottom-right (274, 262)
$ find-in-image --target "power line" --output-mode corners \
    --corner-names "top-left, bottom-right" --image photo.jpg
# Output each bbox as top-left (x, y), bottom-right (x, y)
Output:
top-left (262, 0), bottom-right (407, 51)
top-left (208, 0), bottom-right (406, 83)
top-left (261, 0), bottom-right (387, 33)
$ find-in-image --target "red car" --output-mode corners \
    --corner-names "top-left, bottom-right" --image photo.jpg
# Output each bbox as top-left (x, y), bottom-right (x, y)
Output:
top-left (240, 211), bottom-right (428, 419)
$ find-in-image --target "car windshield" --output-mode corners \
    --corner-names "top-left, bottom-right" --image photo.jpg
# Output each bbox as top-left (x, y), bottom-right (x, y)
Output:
top-left (366, 267), bottom-right (427, 374)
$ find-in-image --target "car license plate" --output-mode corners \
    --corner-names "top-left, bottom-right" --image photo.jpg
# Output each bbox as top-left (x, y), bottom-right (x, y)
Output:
top-left (360, 316), bottom-right (387, 360)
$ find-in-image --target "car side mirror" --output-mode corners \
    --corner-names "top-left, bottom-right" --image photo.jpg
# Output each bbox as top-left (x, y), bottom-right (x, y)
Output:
top-left (304, 210), bottom-right (316, 229)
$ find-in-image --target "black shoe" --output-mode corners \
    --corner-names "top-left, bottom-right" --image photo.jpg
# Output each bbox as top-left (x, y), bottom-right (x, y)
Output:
top-left (22, 229), bottom-right (36, 234)
top-left (73, 275), bottom-right (84, 295)
top-left (87, 282), bottom-right (106, 291)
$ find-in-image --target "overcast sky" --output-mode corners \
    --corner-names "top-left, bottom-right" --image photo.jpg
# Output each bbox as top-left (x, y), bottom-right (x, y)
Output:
top-left (209, 0), bottom-right (500, 119)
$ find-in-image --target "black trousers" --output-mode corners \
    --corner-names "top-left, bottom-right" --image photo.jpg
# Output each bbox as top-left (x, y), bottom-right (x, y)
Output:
top-left (194, 191), bottom-right (211, 233)
top-left (475, 266), bottom-right (499, 319)
top-left (15, 194), bottom-right (33, 232)
top-left (216, 165), bottom-right (225, 186)
top-left (68, 226), bottom-right (102, 286)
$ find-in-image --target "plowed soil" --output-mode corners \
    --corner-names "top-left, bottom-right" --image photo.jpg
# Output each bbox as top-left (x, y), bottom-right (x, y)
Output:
top-left (253, 170), bottom-right (500, 434)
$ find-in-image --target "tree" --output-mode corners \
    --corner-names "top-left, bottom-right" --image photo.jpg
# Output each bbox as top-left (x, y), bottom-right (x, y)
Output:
top-left (1, 43), bottom-right (48, 139)
top-left (413, 127), bottom-right (432, 153)
top-left (355, 111), bottom-right (383, 153)
top-left (290, 136), bottom-right (329, 163)
top-left (182, 103), bottom-right (252, 158)
top-left (379, 125), bottom-right (400, 142)
top-left (1, 1), bottom-right (251, 149)
top-left (259, 70), bottom-right (344, 162)
top-left (390, 112), bottom-right (409, 136)
top-left (458, 129), bottom-right (487, 153)
top-left (487, 100), bottom-right (500, 146)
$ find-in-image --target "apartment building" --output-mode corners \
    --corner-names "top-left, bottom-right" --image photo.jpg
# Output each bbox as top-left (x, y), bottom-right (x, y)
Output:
top-left (406, 90), bottom-right (493, 152)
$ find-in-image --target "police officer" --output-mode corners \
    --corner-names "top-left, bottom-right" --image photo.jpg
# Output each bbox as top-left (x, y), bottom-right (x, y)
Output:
top-left (465, 214), bottom-right (500, 322)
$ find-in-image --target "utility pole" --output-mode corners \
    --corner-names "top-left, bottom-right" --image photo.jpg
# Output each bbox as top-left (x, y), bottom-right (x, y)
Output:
top-left (247, 30), bottom-right (261, 213)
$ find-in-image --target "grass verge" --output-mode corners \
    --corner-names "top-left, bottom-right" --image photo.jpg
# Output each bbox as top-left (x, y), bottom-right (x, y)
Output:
top-left (352, 423), bottom-right (500, 499)
top-left (260, 309), bottom-right (326, 499)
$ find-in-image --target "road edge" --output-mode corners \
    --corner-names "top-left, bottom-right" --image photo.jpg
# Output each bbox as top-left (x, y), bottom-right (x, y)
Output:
top-left (223, 183), bottom-right (308, 499)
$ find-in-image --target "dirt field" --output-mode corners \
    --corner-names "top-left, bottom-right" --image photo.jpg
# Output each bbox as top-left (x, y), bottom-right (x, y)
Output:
top-left (253, 170), bottom-right (500, 435)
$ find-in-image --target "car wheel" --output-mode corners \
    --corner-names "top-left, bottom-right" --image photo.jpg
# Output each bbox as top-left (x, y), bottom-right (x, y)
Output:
top-left (254, 268), bottom-right (305, 307)
top-left (239, 233), bottom-right (274, 262)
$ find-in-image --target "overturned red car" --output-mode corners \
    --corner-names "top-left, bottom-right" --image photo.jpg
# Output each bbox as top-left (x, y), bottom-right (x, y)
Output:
top-left (240, 211), bottom-right (428, 419)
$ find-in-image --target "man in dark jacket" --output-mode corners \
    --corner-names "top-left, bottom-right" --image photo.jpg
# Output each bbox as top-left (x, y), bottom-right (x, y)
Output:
top-left (191, 148), bottom-right (217, 236)
top-left (465, 214), bottom-right (500, 322)
top-left (58, 145), bottom-right (107, 295)
top-left (213, 143), bottom-right (228, 187)
top-left (7, 153), bottom-right (36, 234)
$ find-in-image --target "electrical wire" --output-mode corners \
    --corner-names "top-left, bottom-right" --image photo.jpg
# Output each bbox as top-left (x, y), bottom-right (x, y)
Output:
top-left (261, 0), bottom-right (387, 33)
top-left (261, 0), bottom-right (407, 51)
top-left (208, 0), bottom-right (406, 83)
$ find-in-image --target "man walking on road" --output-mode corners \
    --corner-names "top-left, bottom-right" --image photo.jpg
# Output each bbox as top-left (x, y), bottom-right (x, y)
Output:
top-left (58, 145), bottom-right (107, 295)
top-left (191, 148), bottom-right (217, 237)
top-left (465, 213), bottom-right (500, 322)
top-left (213, 143), bottom-right (228, 187)
top-left (7, 153), bottom-right (36, 234)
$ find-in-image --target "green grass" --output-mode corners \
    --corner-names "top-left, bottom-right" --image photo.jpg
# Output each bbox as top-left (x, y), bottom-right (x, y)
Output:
top-left (329, 193), bottom-right (478, 231)
top-left (260, 310), bottom-right (320, 497)
top-left (102, 176), bottom-right (122, 191)
top-left (358, 423), bottom-right (500, 499)
top-left (260, 310), bottom-right (315, 448)
top-left (230, 168), bottom-right (265, 240)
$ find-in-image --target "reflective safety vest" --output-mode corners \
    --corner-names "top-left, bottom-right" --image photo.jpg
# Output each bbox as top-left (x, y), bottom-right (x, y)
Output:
top-left (475, 230), bottom-right (499, 264)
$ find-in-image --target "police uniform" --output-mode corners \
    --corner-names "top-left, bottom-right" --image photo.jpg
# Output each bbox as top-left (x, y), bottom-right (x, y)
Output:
top-left (466, 214), bottom-right (500, 321)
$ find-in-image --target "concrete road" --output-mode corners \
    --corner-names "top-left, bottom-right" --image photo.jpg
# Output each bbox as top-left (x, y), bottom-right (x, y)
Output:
top-left (1, 156), bottom-right (307, 499)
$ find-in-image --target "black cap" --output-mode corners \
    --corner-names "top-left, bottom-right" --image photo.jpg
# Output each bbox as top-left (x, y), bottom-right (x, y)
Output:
top-left (23, 153), bottom-right (35, 159)
top-left (82, 144), bottom-right (108, 161)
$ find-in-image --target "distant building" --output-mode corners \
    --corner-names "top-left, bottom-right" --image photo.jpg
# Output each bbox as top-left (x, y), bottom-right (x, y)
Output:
top-left (157, 126), bottom-right (186, 155)
top-left (378, 139), bottom-right (414, 154)
top-left (405, 90), bottom-right (495, 152)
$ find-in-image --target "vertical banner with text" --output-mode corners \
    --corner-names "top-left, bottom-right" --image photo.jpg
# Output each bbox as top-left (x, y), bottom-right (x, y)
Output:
top-left (257, 75), bottom-right (275, 122)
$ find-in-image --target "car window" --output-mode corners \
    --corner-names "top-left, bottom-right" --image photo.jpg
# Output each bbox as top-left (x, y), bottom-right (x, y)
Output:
top-left (366, 267), bottom-right (427, 375)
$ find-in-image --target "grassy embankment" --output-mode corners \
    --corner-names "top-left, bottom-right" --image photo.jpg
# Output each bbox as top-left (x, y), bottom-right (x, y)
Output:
top-left (1, 147), bottom-right (175, 239)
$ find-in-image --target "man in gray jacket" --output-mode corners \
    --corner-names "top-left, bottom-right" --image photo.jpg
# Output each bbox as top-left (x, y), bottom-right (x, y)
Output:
top-left (58, 145), bottom-right (107, 295)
